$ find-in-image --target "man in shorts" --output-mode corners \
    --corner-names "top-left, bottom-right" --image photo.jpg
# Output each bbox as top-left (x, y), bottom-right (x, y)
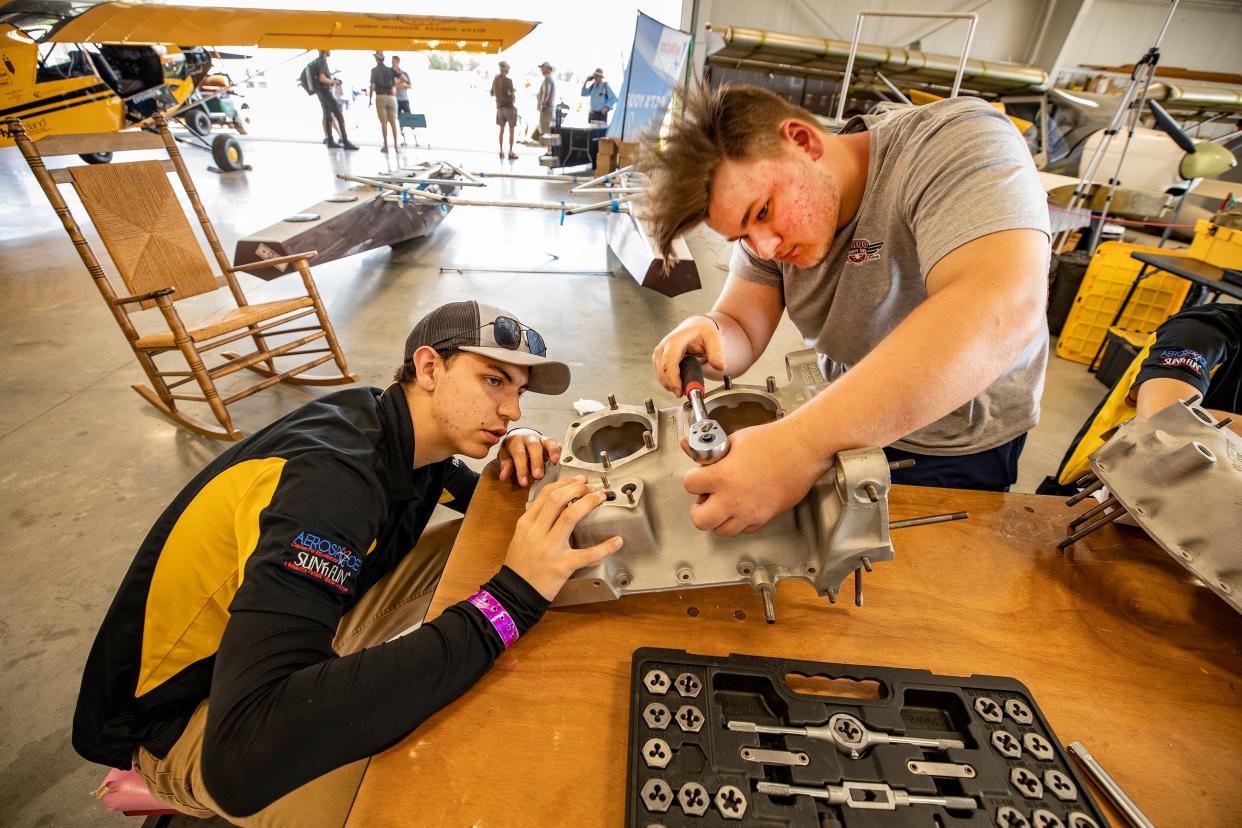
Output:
top-left (369, 51), bottom-right (399, 152)
top-left (491, 60), bottom-right (518, 160)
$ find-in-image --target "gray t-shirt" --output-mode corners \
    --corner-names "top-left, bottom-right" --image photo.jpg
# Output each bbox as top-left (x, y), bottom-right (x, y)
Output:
top-left (733, 96), bottom-right (1050, 455)
top-left (538, 75), bottom-right (556, 111)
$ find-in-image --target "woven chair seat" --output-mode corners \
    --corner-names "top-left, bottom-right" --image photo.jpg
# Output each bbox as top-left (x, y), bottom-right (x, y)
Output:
top-left (133, 296), bottom-right (313, 349)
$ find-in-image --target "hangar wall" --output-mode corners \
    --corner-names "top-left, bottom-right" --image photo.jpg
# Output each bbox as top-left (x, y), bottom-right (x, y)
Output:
top-left (682, 0), bottom-right (1242, 80)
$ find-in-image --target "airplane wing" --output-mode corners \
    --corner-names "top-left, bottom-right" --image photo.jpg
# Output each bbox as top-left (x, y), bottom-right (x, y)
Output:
top-left (42, 3), bottom-right (537, 52)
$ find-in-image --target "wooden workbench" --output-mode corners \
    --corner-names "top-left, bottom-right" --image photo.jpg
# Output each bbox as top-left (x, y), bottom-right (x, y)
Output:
top-left (346, 470), bottom-right (1242, 826)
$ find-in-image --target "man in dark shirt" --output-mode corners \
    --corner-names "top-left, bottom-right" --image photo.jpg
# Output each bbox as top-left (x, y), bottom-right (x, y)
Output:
top-left (310, 50), bottom-right (358, 151)
top-left (73, 301), bottom-right (622, 826)
top-left (1129, 302), bottom-right (1242, 421)
top-left (368, 51), bottom-right (399, 153)
top-left (1040, 302), bottom-right (1242, 493)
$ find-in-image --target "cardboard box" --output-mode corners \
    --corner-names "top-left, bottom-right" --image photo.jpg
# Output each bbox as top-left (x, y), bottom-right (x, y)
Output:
top-left (595, 137), bottom-right (618, 175)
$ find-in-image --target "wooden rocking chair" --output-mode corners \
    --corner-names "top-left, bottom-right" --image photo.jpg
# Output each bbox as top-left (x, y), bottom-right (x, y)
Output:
top-left (8, 115), bottom-right (358, 440)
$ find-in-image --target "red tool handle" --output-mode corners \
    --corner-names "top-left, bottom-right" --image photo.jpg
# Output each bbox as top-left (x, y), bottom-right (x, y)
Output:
top-left (679, 355), bottom-right (705, 398)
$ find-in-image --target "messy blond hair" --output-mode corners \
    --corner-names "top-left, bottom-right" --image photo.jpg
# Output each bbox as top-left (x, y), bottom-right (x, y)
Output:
top-left (638, 82), bottom-right (821, 268)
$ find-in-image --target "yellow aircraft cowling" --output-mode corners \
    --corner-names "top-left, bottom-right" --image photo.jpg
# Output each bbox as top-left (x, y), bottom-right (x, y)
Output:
top-left (0, 23), bottom-right (123, 145)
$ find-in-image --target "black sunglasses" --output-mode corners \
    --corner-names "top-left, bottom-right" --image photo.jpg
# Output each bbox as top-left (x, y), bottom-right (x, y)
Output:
top-left (432, 316), bottom-right (546, 358)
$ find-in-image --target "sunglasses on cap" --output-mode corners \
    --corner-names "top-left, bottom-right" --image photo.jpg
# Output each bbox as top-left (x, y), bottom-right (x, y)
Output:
top-left (432, 316), bottom-right (547, 358)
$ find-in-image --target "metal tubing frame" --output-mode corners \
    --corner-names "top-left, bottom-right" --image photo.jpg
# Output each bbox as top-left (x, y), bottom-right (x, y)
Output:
top-left (835, 10), bottom-right (978, 124)
top-left (1051, 0), bottom-right (1180, 252)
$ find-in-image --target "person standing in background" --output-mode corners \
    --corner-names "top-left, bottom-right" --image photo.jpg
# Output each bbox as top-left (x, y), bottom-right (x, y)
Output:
top-left (581, 68), bottom-right (617, 125)
top-left (491, 60), bottom-right (518, 160)
top-left (536, 61), bottom-right (556, 138)
top-left (369, 51), bottom-right (399, 153)
top-left (392, 54), bottom-right (412, 146)
top-left (310, 50), bottom-right (358, 150)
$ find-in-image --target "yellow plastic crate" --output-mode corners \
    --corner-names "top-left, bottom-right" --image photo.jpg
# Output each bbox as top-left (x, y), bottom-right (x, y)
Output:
top-left (1189, 219), bottom-right (1242, 270)
top-left (1055, 241), bottom-right (1191, 366)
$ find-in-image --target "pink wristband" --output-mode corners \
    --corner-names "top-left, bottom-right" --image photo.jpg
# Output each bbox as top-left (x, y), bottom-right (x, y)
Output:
top-left (467, 590), bottom-right (519, 649)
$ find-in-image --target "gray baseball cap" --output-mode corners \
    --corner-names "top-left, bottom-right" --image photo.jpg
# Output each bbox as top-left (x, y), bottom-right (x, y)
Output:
top-left (403, 301), bottom-right (569, 395)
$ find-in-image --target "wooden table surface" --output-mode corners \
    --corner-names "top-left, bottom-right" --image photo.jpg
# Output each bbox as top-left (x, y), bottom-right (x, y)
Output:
top-left (346, 469), bottom-right (1242, 827)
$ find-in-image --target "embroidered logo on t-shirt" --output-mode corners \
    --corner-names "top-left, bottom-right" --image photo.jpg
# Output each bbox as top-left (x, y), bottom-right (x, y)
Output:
top-left (847, 238), bottom-right (884, 263)
top-left (1156, 348), bottom-right (1207, 379)
top-left (284, 530), bottom-right (361, 592)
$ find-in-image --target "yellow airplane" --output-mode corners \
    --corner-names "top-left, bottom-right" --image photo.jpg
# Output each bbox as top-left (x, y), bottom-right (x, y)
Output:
top-left (0, 0), bottom-right (536, 168)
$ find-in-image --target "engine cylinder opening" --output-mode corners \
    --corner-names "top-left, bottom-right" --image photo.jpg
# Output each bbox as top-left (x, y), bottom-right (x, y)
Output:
top-left (705, 392), bottom-right (781, 435)
top-left (571, 414), bottom-right (652, 464)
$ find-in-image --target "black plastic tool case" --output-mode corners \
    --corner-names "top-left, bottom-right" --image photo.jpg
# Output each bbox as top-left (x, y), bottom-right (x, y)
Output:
top-left (626, 648), bottom-right (1106, 827)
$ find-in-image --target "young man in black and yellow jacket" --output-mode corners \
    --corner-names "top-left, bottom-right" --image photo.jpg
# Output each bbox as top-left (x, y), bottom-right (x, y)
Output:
top-left (73, 301), bottom-right (621, 826)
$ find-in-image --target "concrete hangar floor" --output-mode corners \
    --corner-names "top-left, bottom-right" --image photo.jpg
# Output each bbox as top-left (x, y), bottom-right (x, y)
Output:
top-left (0, 133), bottom-right (1104, 825)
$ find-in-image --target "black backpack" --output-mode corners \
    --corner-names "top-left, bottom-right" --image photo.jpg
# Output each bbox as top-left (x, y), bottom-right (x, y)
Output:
top-left (298, 60), bottom-right (318, 95)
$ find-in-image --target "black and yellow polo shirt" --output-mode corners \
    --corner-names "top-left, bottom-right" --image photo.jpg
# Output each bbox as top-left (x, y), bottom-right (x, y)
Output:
top-left (72, 385), bottom-right (548, 811)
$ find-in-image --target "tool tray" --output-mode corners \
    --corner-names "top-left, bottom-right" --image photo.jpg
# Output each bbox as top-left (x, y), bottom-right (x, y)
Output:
top-left (626, 648), bottom-right (1106, 827)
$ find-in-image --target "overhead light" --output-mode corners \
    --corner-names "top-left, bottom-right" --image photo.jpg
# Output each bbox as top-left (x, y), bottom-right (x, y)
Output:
top-left (427, 40), bottom-right (439, 48)
top-left (457, 40), bottom-right (466, 48)
top-left (481, 41), bottom-right (489, 48)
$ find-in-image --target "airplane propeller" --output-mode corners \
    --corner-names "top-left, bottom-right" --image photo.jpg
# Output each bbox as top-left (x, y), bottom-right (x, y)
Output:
top-left (1148, 99), bottom-right (1236, 180)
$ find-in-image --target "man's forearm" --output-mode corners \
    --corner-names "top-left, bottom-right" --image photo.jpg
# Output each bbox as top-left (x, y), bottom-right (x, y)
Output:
top-left (785, 271), bottom-right (1044, 464)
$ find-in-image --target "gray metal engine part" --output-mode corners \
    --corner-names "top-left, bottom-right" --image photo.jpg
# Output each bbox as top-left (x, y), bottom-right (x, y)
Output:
top-left (1068, 398), bottom-right (1242, 615)
top-left (528, 350), bottom-right (895, 617)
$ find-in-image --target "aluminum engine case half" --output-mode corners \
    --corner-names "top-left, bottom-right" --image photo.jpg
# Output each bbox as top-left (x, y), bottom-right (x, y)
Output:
top-left (1089, 399), bottom-right (1242, 615)
top-left (527, 350), bottom-right (895, 607)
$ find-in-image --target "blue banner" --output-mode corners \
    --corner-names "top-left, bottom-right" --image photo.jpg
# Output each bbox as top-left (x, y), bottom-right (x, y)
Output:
top-left (607, 12), bottom-right (691, 143)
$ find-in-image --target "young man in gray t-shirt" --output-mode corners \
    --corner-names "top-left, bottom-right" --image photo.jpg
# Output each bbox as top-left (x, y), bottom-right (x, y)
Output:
top-left (641, 84), bottom-right (1049, 535)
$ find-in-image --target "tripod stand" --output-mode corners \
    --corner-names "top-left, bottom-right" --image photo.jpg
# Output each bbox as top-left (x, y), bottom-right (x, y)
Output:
top-left (1051, 0), bottom-right (1180, 254)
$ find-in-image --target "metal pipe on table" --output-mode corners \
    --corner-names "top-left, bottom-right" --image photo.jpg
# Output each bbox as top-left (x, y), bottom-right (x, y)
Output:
top-left (889, 512), bottom-right (969, 530)
top-left (1067, 741), bottom-right (1156, 828)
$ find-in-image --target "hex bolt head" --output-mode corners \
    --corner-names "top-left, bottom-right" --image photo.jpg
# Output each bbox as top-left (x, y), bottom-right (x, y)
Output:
top-left (991, 729), bottom-right (1022, 759)
top-left (1023, 732), bottom-right (1054, 761)
top-left (645, 398), bottom-right (656, 415)
top-left (975, 696), bottom-right (1004, 723)
top-left (643, 669), bottom-right (670, 695)
top-left (608, 394), bottom-right (618, 410)
top-left (674, 672), bottom-right (702, 698)
top-left (1032, 810), bottom-right (1066, 828)
top-left (1004, 698), bottom-right (1034, 725)
top-left (643, 702), bottom-right (670, 730)
top-left (1011, 767), bottom-right (1044, 799)
top-left (995, 806), bottom-right (1031, 828)
top-left (675, 704), bottom-right (704, 733)
top-left (1044, 769), bottom-right (1078, 802)
top-left (641, 738), bottom-right (671, 769)
top-left (714, 785), bottom-right (747, 820)
top-left (676, 567), bottom-right (694, 583)
top-left (677, 782), bottom-right (709, 816)
top-left (614, 570), bottom-right (632, 589)
top-left (640, 778), bottom-right (673, 813)
top-left (723, 375), bottom-right (733, 389)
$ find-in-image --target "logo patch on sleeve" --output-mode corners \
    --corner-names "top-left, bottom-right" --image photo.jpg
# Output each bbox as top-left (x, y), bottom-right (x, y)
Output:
top-left (1156, 348), bottom-right (1207, 379)
top-left (284, 531), bottom-right (362, 592)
